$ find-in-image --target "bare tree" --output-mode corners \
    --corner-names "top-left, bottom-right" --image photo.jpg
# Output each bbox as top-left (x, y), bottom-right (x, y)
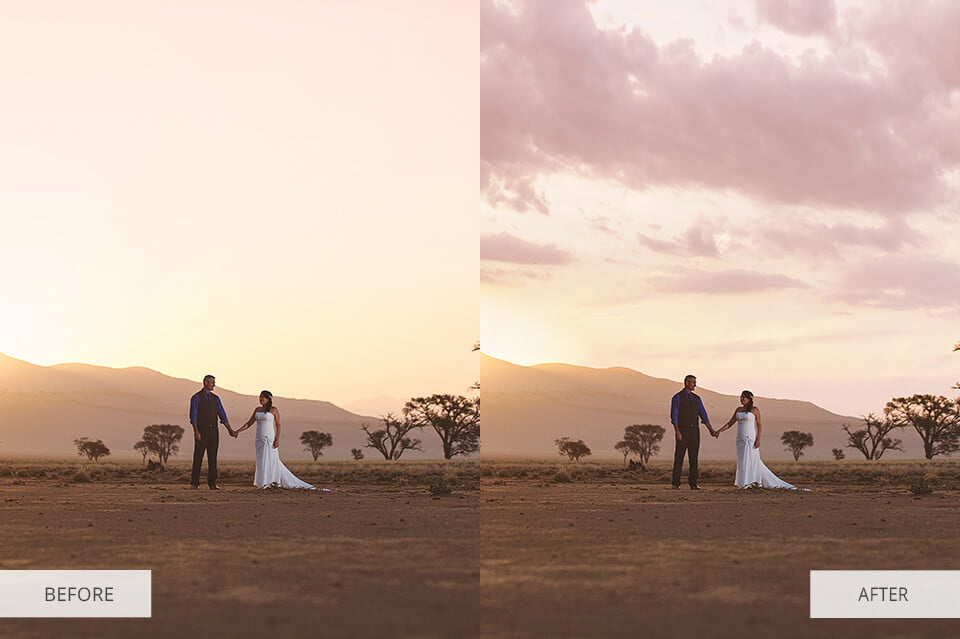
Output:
top-left (842, 413), bottom-right (903, 460)
top-left (74, 437), bottom-right (110, 461)
top-left (136, 424), bottom-right (184, 467)
top-left (361, 413), bottom-right (422, 460)
top-left (405, 394), bottom-right (480, 459)
top-left (555, 437), bottom-right (591, 461)
top-left (780, 431), bottom-right (814, 461)
top-left (300, 431), bottom-right (333, 461)
top-left (885, 395), bottom-right (960, 460)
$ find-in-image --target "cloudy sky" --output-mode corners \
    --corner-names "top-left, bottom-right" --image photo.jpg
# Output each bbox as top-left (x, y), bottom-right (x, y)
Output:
top-left (0, 1), bottom-right (477, 412)
top-left (481, 0), bottom-right (960, 416)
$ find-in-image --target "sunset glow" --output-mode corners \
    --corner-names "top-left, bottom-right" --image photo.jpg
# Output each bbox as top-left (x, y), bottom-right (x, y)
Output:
top-left (1, 1), bottom-right (477, 411)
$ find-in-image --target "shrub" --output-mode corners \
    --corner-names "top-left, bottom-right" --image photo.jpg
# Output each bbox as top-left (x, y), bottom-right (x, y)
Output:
top-left (428, 477), bottom-right (453, 495)
top-left (554, 470), bottom-right (572, 483)
top-left (910, 478), bottom-right (933, 495)
top-left (73, 470), bottom-right (92, 483)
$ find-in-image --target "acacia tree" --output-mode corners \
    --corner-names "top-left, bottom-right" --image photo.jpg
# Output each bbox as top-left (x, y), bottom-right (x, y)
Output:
top-left (299, 431), bottom-right (333, 461)
top-left (831, 448), bottom-right (845, 461)
top-left (136, 424), bottom-right (184, 467)
top-left (842, 413), bottom-right (903, 460)
top-left (471, 341), bottom-right (480, 392)
top-left (780, 431), bottom-right (814, 461)
top-left (885, 395), bottom-right (960, 460)
top-left (614, 440), bottom-right (631, 466)
top-left (954, 340), bottom-right (959, 390)
top-left (350, 448), bottom-right (364, 461)
top-left (555, 437), bottom-right (591, 461)
top-left (624, 424), bottom-right (665, 466)
top-left (405, 394), bottom-right (480, 459)
top-left (361, 413), bottom-right (422, 460)
top-left (133, 440), bottom-right (149, 465)
top-left (74, 437), bottom-right (110, 461)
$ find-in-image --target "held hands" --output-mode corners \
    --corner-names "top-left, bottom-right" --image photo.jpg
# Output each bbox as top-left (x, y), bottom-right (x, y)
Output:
top-left (754, 439), bottom-right (761, 449)
top-left (272, 440), bottom-right (280, 449)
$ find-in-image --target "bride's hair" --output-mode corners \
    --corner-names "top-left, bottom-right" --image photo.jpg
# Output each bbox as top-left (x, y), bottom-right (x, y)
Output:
top-left (260, 390), bottom-right (274, 411)
top-left (740, 390), bottom-right (755, 411)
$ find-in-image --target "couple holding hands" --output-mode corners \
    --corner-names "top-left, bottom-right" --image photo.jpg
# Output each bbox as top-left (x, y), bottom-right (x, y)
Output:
top-left (670, 374), bottom-right (799, 491)
top-left (189, 375), bottom-right (320, 491)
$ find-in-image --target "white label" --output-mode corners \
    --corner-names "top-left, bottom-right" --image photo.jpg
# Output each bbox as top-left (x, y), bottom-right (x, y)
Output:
top-left (0, 570), bottom-right (151, 618)
top-left (811, 571), bottom-right (960, 618)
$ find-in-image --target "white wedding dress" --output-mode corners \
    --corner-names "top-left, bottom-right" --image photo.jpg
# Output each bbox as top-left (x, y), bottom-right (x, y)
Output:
top-left (254, 410), bottom-right (319, 490)
top-left (734, 410), bottom-right (800, 490)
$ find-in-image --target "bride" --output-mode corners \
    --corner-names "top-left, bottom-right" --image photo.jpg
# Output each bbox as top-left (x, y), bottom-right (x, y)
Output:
top-left (234, 390), bottom-right (321, 490)
top-left (716, 390), bottom-right (802, 490)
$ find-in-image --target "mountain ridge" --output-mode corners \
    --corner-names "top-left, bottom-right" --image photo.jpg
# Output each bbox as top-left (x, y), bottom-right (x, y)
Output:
top-left (480, 353), bottom-right (905, 461)
top-left (0, 352), bottom-right (444, 460)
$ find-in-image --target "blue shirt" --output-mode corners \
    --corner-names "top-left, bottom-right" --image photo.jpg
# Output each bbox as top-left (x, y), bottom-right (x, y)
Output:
top-left (670, 390), bottom-right (710, 426)
top-left (189, 390), bottom-right (229, 427)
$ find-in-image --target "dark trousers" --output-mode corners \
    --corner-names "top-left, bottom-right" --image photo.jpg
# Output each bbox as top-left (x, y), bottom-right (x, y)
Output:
top-left (672, 423), bottom-right (701, 487)
top-left (191, 425), bottom-right (219, 487)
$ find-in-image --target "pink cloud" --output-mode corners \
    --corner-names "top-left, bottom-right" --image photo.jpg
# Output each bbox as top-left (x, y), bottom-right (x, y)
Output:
top-left (757, 218), bottom-right (924, 257)
top-left (480, 232), bottom-right (573, 264)
top-left (755, 0), bottom-right (837, 36)
top-left (649, 269), bottom-right (808, 294)
top-left (857, 0), bottom-right (960, 94)
top-left (481, 266), bottom-right (552, 286)
top-left (828, 256), bottom-right (960, 309)
top-left (638, 219), bottom-right (721, 257)
top-left (481, 0), bottom-right (960, 216)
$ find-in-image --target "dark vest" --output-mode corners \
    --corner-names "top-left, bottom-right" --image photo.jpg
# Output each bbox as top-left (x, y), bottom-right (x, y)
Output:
top-left (196, 392), bottom-right (220, 428)
top-left (678, 392), bottom-right (701, 427)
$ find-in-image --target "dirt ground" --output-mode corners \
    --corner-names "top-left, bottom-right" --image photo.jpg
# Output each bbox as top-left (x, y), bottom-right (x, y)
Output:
top-left (0, 478), bottom-right (478, 639)
top-left (481, 478), bottom-right (960, 639)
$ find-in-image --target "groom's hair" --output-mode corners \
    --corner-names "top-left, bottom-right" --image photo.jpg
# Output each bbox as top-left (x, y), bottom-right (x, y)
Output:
top-left (203, 374), bottom-right (215, 383)
top-left (683, 375), bottom-right (696, 382)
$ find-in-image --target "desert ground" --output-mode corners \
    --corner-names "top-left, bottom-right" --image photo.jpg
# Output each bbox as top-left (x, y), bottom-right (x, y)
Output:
top-left (481, 459), bottom-right (960, 639)
top-left (0, 459), bottom-right (479, 639)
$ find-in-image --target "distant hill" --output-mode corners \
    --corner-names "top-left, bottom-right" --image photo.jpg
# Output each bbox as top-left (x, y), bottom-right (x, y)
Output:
top-left (480, 354), bottom-right (919, 461)
top-left (0, 353), bottom-right (444, 460)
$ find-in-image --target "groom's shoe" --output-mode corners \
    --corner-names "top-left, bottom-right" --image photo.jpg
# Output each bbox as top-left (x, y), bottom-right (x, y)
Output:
top-left (209, 485), bottom-right (221, 490)
top-left (690, 485), bottom-right (702, 490)
top-left (190, 485), bottom-right (200, 490)
top-left (670, 485), bottom-right (680, 490)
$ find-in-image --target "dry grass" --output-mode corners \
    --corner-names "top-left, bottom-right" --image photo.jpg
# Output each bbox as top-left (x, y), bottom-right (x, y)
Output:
top-left (0, 458), bottom-right (479, 491)
top-left (480, 457), bottom-right (960, 489)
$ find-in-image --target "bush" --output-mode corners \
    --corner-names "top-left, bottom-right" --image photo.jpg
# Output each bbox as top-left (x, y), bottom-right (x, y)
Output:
top-left (428, 477), bottom-right (453, 495)
top-left (73, 470), bottom-right (92, 483)
top-left (554, 470), bottom-right (572, 483)
top-left (910, 479), bottom-right (933, 495)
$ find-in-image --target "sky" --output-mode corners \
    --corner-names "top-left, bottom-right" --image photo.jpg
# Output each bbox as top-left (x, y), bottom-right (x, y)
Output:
top-left (481, 0), bottom-right (960, 417)
top-left (0, 1), bottom-right (478, 413)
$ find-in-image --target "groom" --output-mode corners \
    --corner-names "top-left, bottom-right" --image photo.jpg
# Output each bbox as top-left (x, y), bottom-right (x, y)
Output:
top-left (189, 374), bottom-right (235, 490)
top-left (670, 374), bottom-right (716, 490)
